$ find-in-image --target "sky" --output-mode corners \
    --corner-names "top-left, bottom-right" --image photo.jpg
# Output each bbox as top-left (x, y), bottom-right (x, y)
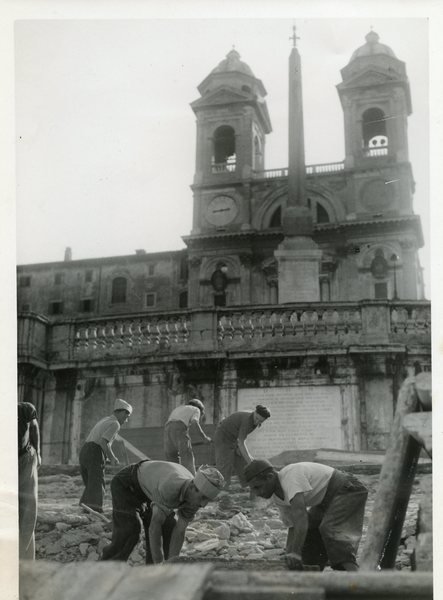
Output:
top-left (14, 17), bottom-right (431, 293)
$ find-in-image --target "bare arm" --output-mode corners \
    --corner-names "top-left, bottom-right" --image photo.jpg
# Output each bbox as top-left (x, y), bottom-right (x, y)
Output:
top-left (190, 420), bottom-right (211, 443)
top-left (167, 515), bottom-right (189, 559)
top-left (149, 505), bottom-right (167, 563)
top-left (236, 437), bottom-right (253, 463)
top-left (285, 493), bottom-right (308, 569)
top-left (99, 438), bottom-right (119, 465)
top-left (29, 419), bottom-right (41, 468)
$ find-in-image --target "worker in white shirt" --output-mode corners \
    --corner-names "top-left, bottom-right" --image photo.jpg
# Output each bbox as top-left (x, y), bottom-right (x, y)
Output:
top-left (79, 398), bottom-right (132, 513)
top-left (163, 399), bottom-right (211, 475)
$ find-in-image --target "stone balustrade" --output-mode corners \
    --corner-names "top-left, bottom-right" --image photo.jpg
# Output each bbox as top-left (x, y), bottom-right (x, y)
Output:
top-left (217, 305), bottom-right (362, 343)
top-left (17, 301), bottom-right (431, 366)
top-left (74, 313), bottom-right (192, 355)
top-left (253, 161), bottom-right (345, 179)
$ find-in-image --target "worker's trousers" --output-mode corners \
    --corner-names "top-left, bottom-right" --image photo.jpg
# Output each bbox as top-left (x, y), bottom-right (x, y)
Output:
top-left (79, 442), bottom-right (106, 512)
top-left (19, 447), bottom-right (38, 560)
top-left (164, 421), bottom-right (196, 475)
top-left (101, 462), bottom-right (176, 563)
top-left (214, 428), bottom-right (248, 486)
top-left (301, 470), bottom-right (368, 571)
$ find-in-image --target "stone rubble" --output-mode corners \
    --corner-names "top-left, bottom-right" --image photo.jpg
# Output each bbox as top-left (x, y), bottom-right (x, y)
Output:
top-left (35, 469), bottom-right (431, 570)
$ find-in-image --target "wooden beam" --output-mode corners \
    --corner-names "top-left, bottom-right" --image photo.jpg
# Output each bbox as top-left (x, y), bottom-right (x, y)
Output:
top-left (359, 376), bottom-right (423, 570)
top-left (208, 571), bottom-right (433, 598)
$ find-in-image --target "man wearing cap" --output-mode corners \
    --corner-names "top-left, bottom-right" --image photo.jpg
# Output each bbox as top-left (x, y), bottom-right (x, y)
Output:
top-left (164, 399), bottom-right (211, 475)
top-left (79, 398), bottom-right (133, 513)
top-left (244, 459), bottom-right (368, 571)
top-left (214, 405), bottom-right (270, 487)
top-left (101, 461), bottom-right (224, 563)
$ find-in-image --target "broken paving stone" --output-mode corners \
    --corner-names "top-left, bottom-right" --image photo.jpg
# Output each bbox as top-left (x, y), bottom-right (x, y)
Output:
top-left (193, 539), bottom-right (220, 553)
top-left (247, 552), bottom-right (265, 560)
top-left (229, 512), bottom-right (253, 533)
top-left (61, 530), bottom-right (99, 548)
top-left (263, 547), bottom-right (284, 557)
top-left (44, 541), bottom-right (64, 556)
top-left (213, 523), bottom-right (230, 540)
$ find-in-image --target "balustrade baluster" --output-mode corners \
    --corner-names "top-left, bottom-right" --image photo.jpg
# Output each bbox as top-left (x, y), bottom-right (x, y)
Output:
top-left (75, 327), bottom-right (88, 351)
top-left (95, 324), bottom-right (106, 350)
top-left (152, 322), bottom-right (161, 345)
top-left (88, 325), bottom-right (98, 349)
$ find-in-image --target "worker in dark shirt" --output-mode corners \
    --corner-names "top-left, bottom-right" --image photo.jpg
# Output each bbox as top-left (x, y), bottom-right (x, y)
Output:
top-left (214, 405), bottom-right (270, 487)
top-left (101, 461), bottom-right (224, 563)
top-left (18, 402), bottom-right (41, 559)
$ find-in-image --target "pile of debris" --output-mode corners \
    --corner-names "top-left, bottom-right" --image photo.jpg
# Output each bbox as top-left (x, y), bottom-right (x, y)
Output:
top-left (34, 468), bottom-right (428, 569)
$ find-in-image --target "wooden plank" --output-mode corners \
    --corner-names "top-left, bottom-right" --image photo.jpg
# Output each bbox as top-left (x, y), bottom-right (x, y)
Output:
top-left (80, 503), bottom-right (111, 523)
top-left (119, 425), bottom-right (216, 466)
top-left (209, 571), bottom-right (433, 598)
top-left (402, 412), bottom-right (432, 455)
top-left (20, 562), bottom-right (214, 600)
top-left (19, 560), bottom-right (60, 600)
top-left (414, 372), bottom-right (432, 410)
top-left (107, 563), bottom-right (214, 600)
top-left (359, 376), bottom-right (421, 571)
top-left (20, 561), bottom-right (130, 600)
top-left (208, 585), bottom-right (325, 600)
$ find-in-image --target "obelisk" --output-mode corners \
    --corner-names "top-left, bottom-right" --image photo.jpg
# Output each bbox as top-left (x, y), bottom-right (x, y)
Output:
top-left (274, 26), bottom-right (322, 303)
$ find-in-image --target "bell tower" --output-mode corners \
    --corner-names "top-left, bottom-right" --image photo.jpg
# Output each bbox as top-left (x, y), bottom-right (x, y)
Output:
top-left (337, 31), bottom-right (415, 217)
top-left (338, 31), bottom-right (412, 167)
top-left (190, 49), bottom-right (272, 234)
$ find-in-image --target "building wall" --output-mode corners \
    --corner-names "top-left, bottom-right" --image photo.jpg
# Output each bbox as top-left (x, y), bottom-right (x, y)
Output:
top-left (27, 345), bottom-right (430, 465)
top-left (17, 250), bottom-right (187, 316)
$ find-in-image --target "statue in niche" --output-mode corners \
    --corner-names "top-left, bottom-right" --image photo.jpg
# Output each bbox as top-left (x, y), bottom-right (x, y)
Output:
top-left (370, 249), bottom-right (388, 279)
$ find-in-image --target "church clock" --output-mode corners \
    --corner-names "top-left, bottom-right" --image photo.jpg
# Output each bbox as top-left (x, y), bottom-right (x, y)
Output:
top-left (205, 195), bottom-right (238, 226)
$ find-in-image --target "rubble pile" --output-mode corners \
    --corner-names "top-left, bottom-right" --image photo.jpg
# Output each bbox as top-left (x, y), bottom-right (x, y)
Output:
top-left (35, 469), bottom-right (430, 570)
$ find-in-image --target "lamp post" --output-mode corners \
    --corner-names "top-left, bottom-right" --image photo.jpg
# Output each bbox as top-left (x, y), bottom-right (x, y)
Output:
top-left (390, 253), bottom-right (399, 300)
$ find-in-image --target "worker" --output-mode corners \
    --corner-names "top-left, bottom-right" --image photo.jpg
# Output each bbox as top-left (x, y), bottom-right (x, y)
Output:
top-left (79, 398), bottom-right (132, 513)
top-left (18, 401), bottom-right (41, 559)
top-left (101, 461), bottom-right (224, 563)
top-left (214, 405), bottom-right (270, 487)
top-left (244, 459), bottom-right (368, 571)
top-left (164, 399), bottom-right (211, 475)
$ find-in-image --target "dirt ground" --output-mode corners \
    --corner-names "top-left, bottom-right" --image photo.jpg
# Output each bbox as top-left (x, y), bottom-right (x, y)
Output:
top-left (34, 464), bottom-right (432, 570)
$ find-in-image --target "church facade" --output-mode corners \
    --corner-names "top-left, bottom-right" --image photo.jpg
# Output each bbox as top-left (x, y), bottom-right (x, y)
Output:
top-left (17, 32), bottom-right (430, 464)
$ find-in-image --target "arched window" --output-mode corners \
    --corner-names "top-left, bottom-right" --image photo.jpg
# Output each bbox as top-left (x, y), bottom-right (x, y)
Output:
top-left (111, 277), bottom-right (127, 304)
top-left (362, 108), bottom-right (388, 156)
top-left (269, 206), bottom-right (281, 228)
top-left (316, 203), bottom-right (330, 224)
top-left (253, 136), bottom-right (263, 171)
top-left (179, 291), bottom-right (188, 308)
top-left (211, 265), bottom-right (228, 307)
top-left (212, 126), bottom-right (236, 172)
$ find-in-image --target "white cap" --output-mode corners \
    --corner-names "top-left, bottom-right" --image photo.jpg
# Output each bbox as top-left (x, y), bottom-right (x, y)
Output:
top-left (114, 398), bottom-right (133, 414)
top-left (194, 465), bottom-right (224, 500)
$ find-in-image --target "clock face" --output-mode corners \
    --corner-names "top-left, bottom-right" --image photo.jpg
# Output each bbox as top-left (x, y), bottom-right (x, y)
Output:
top-left (206, 195), bottom-right (238, 226)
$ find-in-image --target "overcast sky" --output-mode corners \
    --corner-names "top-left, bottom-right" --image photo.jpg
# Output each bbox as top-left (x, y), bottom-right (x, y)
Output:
top-left (14, 18), bottom-right (430, 292)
